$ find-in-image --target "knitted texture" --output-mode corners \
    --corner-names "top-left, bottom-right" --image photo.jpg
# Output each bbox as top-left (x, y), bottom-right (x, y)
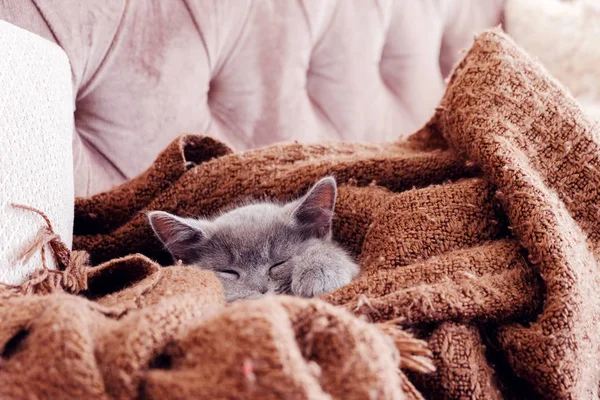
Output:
top-left (2, 29), bottom-right (599, 398)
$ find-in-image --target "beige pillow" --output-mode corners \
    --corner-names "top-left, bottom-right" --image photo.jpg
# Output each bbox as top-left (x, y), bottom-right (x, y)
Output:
top-left (505, 0), bottom-right (600, 121)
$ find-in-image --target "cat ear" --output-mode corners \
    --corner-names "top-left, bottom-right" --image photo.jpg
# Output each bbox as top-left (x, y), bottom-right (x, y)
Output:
top-left (147, 211), bottom-right (206, 263)
top-left (292, 177), bottom-right (337, 238)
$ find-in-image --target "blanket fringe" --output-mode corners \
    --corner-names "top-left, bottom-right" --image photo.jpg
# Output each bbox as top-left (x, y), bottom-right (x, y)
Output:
top-left (0, 204), bottom-right (90, 298)
top-left (376, 323), bottom-right (436, 374)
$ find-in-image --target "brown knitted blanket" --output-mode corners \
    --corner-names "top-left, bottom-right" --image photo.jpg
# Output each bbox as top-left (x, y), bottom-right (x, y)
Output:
top-left (2, 29), bottom-right (599, 399)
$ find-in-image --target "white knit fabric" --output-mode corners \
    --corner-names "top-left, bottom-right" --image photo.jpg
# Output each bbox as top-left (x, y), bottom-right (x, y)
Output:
top-left (0, 20), bottom-right (74, 285)
top-left (505, 0), bottom-right (600, 121)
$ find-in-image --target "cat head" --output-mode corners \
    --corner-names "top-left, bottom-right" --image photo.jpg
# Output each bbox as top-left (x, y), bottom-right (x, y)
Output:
top-left (147, 177), bottom-right (337, 301)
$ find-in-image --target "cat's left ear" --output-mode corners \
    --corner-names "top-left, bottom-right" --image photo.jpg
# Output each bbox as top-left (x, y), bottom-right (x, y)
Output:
top-left (147, 211), bottom-right (207, 263)
top-left (292, 177), bottom-right (337, 238)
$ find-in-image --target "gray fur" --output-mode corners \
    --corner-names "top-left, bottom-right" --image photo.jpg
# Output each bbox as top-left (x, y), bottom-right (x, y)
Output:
top-left (147, 177), bottom-right (359, 302)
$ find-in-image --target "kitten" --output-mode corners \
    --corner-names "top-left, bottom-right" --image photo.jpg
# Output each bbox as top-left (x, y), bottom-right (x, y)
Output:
top-left (147, 177), bottom-right (359, 302)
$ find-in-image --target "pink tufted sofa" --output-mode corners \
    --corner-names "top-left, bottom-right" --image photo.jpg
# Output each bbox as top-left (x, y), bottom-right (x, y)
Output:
top-left (1, 1), bottom-right (504, 196)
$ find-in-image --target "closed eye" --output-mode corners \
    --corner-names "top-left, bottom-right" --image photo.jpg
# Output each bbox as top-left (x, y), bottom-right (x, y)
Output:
top-left (216, 269), bottom-right (240, 279)
top-left (270, 260), bottom-right (286, 269)
top-left (269, 260), bottom-right (290, 276)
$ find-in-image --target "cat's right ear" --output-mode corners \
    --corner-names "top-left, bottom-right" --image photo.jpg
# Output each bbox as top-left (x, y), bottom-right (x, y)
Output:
top-left (147, 211), bottom-right (206, 263)
top-left (291, 177), bottom-right (337, 239)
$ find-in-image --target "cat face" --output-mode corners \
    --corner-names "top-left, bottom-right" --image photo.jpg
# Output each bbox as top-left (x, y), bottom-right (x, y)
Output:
top-left (147, 177), bottom-right (337, 301)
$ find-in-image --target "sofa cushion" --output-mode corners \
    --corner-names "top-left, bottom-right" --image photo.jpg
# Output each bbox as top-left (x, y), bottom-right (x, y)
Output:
top-left (0, 0), bottom-right (504, 196)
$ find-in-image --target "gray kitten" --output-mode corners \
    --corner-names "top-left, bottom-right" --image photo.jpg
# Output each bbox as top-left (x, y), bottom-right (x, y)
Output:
top-left (147, 177), bottom-right (359, 302)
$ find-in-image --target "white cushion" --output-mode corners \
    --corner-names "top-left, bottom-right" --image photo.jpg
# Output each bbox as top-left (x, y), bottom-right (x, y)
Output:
top-left (0, 20), bottom-right (74, 285)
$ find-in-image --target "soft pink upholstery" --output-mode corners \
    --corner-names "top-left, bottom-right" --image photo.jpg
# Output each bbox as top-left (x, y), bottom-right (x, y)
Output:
top-left (1, 1), bottom-right (504, 196)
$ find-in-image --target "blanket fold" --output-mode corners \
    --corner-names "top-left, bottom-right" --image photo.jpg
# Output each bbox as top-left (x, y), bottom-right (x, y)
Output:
top-left (2, 28), bottom-right (599, 399)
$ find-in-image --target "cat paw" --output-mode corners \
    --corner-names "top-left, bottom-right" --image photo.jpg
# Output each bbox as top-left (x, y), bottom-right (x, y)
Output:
top-left (291, 265), bottom-right (356, 298)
